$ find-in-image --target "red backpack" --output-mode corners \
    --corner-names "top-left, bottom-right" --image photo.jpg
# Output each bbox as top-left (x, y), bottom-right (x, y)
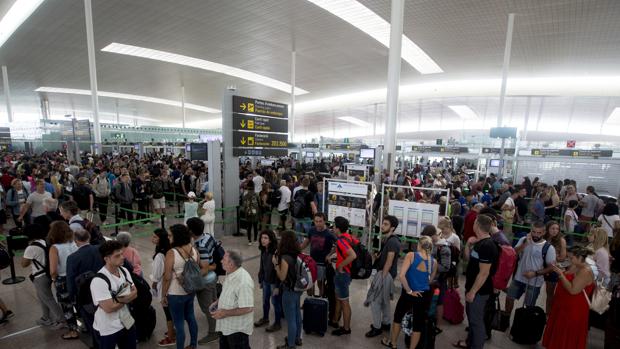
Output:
top-left (492, 244), bottom-right (517, 291)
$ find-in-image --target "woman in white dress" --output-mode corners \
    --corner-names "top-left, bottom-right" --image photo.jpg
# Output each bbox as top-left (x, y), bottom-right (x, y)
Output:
top-left (200, 192), bottom-right (216, 237)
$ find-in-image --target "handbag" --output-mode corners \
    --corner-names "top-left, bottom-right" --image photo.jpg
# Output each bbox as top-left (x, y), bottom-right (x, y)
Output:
top-left (490, 295), bottom-right (511, 331)
top-left (584, 279), bottom-right (612, 315)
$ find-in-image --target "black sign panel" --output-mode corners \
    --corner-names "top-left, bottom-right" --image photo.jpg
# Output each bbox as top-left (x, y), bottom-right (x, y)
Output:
top-left (232, 131), bottom-right (288, 148)
top-left (531, 149), bottom-right (613, 158)
top-left (482, 147), bottom-right (516, 155)
top-left (232, 96), bottom-right (288, 118)
top-left (233, 148), bottom-right (288, 157)
top-left (232, 113), bottom-right (288, 133)
top-left (0, 127), bottom-right (10, 145)
top-left (301, 143), bottom-right (320, 149)
top-left (324, 144), bottom-right (365, 151)
top-left (189, 143), bottom-right (208, 161)
top-left (411, 146), bottom-right (469, 154)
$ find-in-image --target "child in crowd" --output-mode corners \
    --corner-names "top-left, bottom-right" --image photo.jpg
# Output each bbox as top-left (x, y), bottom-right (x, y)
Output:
top-left (184, 191), bottom-right (199, 224)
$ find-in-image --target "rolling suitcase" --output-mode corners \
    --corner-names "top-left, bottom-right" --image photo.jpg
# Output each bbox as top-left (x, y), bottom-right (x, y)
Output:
top-left (510, 305), bottom-right (546, 345)
top-left (303, 297), bottom-right (328, 336)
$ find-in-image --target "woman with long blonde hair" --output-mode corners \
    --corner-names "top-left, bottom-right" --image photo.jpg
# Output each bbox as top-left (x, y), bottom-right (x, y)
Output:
top-left (588, 227), bottom-right (610, 285)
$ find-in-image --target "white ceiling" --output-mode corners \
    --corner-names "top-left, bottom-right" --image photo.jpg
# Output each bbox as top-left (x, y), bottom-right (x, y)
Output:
top-left (0, 0), bottom-right (619, 138)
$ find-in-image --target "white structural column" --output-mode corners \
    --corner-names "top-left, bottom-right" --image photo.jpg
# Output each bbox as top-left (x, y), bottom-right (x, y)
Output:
top-left (497, 13), bottom-right (515, 127)
top-left (181, 85), bottom-right (186, 129)
top-left (84, 0), bottom-right (102, 154)
top-left (2, 66), bottom-right (13, 123)
top-left (383, 0), bottom-right (404, 173)
top-left (290, 51), bottom-right (296, 142)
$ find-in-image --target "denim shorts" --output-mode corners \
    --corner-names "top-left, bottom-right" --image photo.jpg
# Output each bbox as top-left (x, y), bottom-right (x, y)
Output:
top-left (334, 271), bottom-right (351, 300)
top-left (316, 264), bottom-right (326, 282)
top-left (506, 279), bottom-right (541, 306)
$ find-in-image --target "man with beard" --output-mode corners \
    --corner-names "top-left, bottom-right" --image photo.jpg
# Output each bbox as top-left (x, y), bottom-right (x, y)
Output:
top-left (504, 221), bottom-right (556, 315)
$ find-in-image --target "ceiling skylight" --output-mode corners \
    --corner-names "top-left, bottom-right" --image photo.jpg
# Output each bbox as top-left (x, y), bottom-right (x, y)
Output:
top-left (0, 0), bottom-right (45, 49)
top-left (35, 87), bottom-right (220, 113)
top-left (339, 116), bottom-right (372, 127)
top-left (102, 43), bottom-right (309, 95)
top-left (448, 105), bottom-right (479, 120)
top-left (305, 0), bottom-right (442, 74)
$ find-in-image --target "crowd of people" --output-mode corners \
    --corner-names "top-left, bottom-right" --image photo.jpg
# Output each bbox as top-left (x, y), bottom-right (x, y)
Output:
top-left (0, 151), bottom-right (618, 349)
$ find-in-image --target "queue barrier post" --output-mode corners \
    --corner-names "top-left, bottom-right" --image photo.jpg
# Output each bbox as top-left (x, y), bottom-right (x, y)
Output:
top-left (234, 206), bottom-right (242, 236)
top-left (114, 203), bottom-right (119, 236)
top-left (2, 235), bottom-right (26, 285)
top-left (161, 214), bottom-right (166, 230)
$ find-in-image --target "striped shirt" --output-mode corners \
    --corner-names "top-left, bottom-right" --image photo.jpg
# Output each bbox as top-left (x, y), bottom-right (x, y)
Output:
top-left (336, 233), bottom-right (356, 274)
top-left (215, 267), bottom-right (254, 336)
top-left (194, 233), bottom-right (215, 264)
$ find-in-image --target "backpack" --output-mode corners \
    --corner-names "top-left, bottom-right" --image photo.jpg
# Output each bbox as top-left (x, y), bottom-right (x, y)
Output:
top-left (270, 188), bottom-right (282, 208)
top-left (291, 189), bottom-right (309, 218)
top-left (338, 235), bottom-right (373, 280)
top-left (243, 192), bottom-right (259, 219)
top-left (492, 243), bottom-right (517, 291)
top-left (175, 248), bottom-right (206, 293)
top-left (77, 219), bottom-right (105, 246)
top-left (151, 178), bottom-right (164, 199)
top-left (446, 244), bottom-right (460, 276)
top-left (29, 241), bottom-right (50, 280)
top-left (294, 253), bottom-right (317, 292)
top-left (212, 241), bottom-right (226, 276)
top-left (77, 267), bottom-right (141, 315)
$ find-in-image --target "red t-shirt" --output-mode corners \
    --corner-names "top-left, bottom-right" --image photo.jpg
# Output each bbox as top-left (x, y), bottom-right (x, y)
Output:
top-left (336, 233), bottom-right (357, 274)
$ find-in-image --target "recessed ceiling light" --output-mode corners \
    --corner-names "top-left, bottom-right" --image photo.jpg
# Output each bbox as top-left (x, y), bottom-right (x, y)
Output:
top-left (0, 0), bottom-right (45, 49)
top-left (448, 105), bottom-right (479, 120)
top-left (305, 0), bottom-right (442, 74)
top-left (338, 116), bottom-right (372, 127)
top-left (606, 107), bottom-right (620, 124)
top-left (35, 87), bottom-right (220, 113)
top-left (102, 43), bottom-right (309, 95)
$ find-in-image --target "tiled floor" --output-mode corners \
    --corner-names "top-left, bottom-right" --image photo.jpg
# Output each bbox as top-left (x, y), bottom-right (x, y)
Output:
top-left (0, 209), bottom-right (606, 348)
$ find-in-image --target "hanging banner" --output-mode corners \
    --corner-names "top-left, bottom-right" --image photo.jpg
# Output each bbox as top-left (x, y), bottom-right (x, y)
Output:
top-left (388, 200), bottom-right (440, 237)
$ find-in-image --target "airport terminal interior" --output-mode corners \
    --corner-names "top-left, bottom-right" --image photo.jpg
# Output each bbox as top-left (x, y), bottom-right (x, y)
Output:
top-left (0, 1), bottom-right (619, 349)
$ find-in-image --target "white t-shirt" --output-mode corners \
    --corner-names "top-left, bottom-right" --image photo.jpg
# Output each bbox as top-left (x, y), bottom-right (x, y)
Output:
top-left (278, 186), bottom-right (292, 211)
top-left (27, 191), bottom-right (52, 217)
top-left (444, 233), bottom-right (461, 251)
top-left (581, 194), bottom-right (602, 217)
top-left (598, 214), bottom-right (620, 238)
top-left (90, 266), bottom-right (134, 336)
top-left (202, 200), bottom-right (216, 221)
top-left (503, 197), bottom-right (515, 210)
top-left (514, 237), bottom-right (557, 287)
top-left (252, 175), bottom-right (264, 193)
top-left (23, 239), bottom-right (47, 278)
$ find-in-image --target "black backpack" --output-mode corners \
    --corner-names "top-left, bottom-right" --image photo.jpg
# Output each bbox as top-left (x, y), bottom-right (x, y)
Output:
top-left (76, 267), bottom-right (147, 314)
top-left (338, 235), bottom-right (373, 280)
top-left (270, 189), bottom-right (282, 208)
top-left (29, 241), bottom-right (50, 281)
top-left (151, 178), bottom-right (164, 199)
top-left (212, 241), bottom-right (226, 276)
top-left (292, 189), bottom-right (309, 218)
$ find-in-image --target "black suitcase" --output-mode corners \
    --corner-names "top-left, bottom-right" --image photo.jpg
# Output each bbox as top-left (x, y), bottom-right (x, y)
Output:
top-left (606, 286), bottom-right (620, 349)
top-left (303, 297), bottom-right (328, 336)
top-left (133, 305), bottom-right (157, 342)
top-left (510, 305), bottom-right (546, 345)
top-left (404, 318), bottom-right (436, 349)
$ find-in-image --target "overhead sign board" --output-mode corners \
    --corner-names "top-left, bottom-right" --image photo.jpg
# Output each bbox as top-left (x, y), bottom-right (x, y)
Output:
top-left (482, 147), bottom-right (515, 155)
top-left (531, 149), bottom-right (613, 158)
top-left (232, 95), bottom-right (288, 118)
top-left (301, 143), bottom-right (320, 149)
top-left (325, 144), bottom-right (366, 151)
top-left (411, 146), bottom-right (469, 154)
top-left (233, 113), bottom-right (288, 133)
top-left (233, 148), bottom-right (288, 157)
top-left (0, 127), bottom-right (11, 145)
top-left (233, 131), bottom-right (288, 148)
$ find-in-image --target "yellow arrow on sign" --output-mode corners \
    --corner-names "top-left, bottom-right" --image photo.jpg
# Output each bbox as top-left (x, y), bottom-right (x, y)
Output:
top-left (240, 103), bottom-right (246, 111)
top-left (240, 137), bottom-right (246, 145)
top-left (240, 120), bottom-right (246, 128)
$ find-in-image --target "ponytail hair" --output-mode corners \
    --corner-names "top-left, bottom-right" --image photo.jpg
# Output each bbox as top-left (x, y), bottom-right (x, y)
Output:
top-left (418, 236), bottom-right (434, 255)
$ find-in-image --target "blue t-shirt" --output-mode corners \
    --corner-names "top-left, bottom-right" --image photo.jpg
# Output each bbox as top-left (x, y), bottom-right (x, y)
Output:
top-left (481, 193), bottom-right (492, 206)
top-left (307, 227), bottom-right (336, 264)
top-left (533, 199), bottom-right (545, 221)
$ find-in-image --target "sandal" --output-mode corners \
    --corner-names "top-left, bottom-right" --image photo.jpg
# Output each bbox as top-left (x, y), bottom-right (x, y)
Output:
top-left (380, 338), bottom-right (397, 349)
top-left (452, 340), bottom-right (468, 349)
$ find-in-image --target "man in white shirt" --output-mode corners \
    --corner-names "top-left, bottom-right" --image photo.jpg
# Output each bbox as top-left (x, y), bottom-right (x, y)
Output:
top-left (252, 170), bottom-right (264, 194)
top-left (580, 186), bottom-right (603, 222)
top-left (19, 179), bottom-right (52, 223)
top-left (211, 250), bottom-right (254, 349)
top-left (278, 180), bottom-right (292, 230)
top-left (90, 240), bottom-right (138, 349)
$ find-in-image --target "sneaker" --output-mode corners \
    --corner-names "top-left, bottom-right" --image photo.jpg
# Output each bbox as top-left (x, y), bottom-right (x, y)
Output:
top-left (284, 336), bottom-right (302, 346)
top-left (50, 322), bottom-right (67, 330)
top-left (365, 326), bottom-right (383, 338)
top-left (197, 333), bottom-right (220, 345)
top-left (36, 318), bottom-right (53, 326)
top-left (254, 318), bottom-right (269, 327)
top-left (158, 337), bottom-right (176, 347)
top-left (266, 323), bottom-right (282, 332)
top-left (1, 310), bottom-right (14, 321)
top-left (331, 327), bottom-right (351, 336)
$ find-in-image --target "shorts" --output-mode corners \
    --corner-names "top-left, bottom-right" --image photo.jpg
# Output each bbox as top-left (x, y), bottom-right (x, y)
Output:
top-left (316, 263), bottom-right (326, 282)
top-left (334, 271), bottom-right (351, 300)
top-left (506, 279), bottom-right (541, 306)
top-left (152, 197), bottom-right (166, 210)
top-left (544, 271), bottom-right (559, 283)
top-left (393, 289), bottom-right (431, 332)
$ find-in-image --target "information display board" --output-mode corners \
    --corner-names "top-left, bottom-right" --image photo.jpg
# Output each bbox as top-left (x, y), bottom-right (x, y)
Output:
top-left (232, 95), bottom-right (288, 157)
top-left (388, 200), bottom-right (440, 237)
top-left (531, 149), bottom-right (613, 158)
top-left (189, 143), bottom-right (208, 161)
top-left (233, 113), bottom-right (288, 133)
top-left (411, 146), bottom-right (469, 154)
top-left (0, 127), bottom-right (11, 145)
top-left (233, 96), bottom-right (288, 118)
top-left (482, 147), bottom-right (515, 155)
top-left (326, 181), bottom-right (371, 228)
top-left (346, 164), bottom-right (369, 181)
